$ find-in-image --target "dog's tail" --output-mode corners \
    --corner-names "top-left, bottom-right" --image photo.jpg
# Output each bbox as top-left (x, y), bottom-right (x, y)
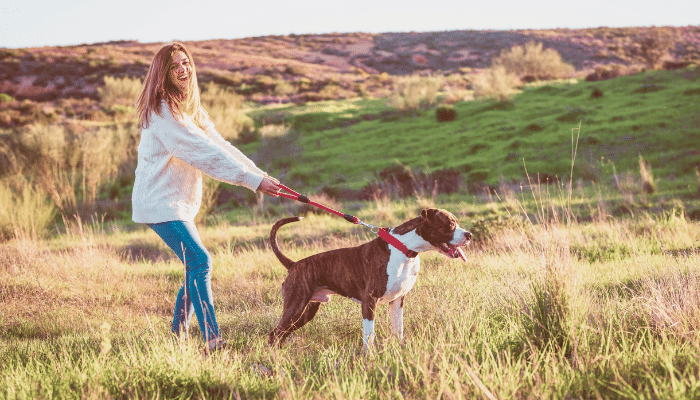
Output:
top-left (269, 216), bottom-right (303, 270)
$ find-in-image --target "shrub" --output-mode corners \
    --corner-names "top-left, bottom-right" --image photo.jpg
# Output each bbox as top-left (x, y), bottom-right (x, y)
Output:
top-left (435, 106), bottom-right (456, 122)
top-left (585, 63), bottom-right (642, 81)
top-left (200, 83), bottom-right (254, 141)
top-left (627, 27), bottom-right (677, 69)
top-left (318, 83), bottom-right (340, 99)
top-left (472, 66), bottom-right (520, 102)
top-left (17, 123), bottom-right (138, 218)
top-left (364, 164), bottom-right (463, 200)
top-left (492, 41), bottom-right (574, 81)
top-left (389, 75), bottom-right (444, 111)
top-left (195, 177), bottom-right (220, 225)
top-left (274, 81), bottom-right (297, 97)
top-left (97, 75), bottom-right (142, 106)
top-left (0, 177), bottom-right (56, 241)
top-left (431, 168), bottom-right (463, 193)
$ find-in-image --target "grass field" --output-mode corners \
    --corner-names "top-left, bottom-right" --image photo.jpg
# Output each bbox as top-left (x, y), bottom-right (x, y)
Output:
top-left (2, 181), bottom-right (700, 398)
top-left (243, 67), bottom-right (700, 194)
top-left (2, 63), bottom-right (700, 398)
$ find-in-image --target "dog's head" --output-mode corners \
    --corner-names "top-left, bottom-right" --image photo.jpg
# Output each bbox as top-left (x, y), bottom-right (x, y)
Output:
top-left (395, 208), bottom-right (472, 262)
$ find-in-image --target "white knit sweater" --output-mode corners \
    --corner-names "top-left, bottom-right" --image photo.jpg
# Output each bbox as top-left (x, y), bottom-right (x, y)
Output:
top-left (132, 102), bottom-right (266, 223)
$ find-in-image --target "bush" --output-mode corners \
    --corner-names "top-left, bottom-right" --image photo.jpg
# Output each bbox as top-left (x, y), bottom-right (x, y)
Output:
top-left (627, 27), bottom-right (677, 69)
top-left (389, 75), bottom-right (444, 111)
top-left (200, 83), bottom-right (254, 141)
top-left (492, 41), bottom-right (574, 81)
top-left (274, 81), bottom-right (297, 97)
top-left (97, 75), bottom-right (142, 106)
top-left (585, 63), bottom-right (642, 82)
top-left (0, 93), bottom-right (15, 103)
top-left (639, 154), bottom-right (655, 194)
top-left (472, 66), bottom-right (520, 102)
top-left (0, 178), bottom-right (56, 241)
top-left (435, 106), bottom-right (456, 122)
top-left (363, 165), bottom-right (464, 200)
top-left (16, 123), bottom-right (138, 218)
top-left (196, 177), bottom-right (221, 225)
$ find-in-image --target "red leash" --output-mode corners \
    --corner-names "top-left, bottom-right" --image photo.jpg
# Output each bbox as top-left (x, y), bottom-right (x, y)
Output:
top-left (276, 184), bottom-right (358, 223)
top-left (277, 184), bottom-right (418, 258)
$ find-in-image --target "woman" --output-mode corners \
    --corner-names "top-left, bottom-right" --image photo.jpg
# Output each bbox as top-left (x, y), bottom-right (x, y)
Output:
top-left (133, 42), bottom-right (281, 352)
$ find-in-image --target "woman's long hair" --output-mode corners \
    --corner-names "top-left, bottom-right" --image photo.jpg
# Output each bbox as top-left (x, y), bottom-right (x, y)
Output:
top-left (136, 42), bottom-right (211, 130)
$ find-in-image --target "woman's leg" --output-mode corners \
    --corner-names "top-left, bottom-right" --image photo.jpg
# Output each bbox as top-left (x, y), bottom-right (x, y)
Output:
top-left (147, 221), bottom-right (220, 343)
top-left (171, 281), bottom-right (194, 337)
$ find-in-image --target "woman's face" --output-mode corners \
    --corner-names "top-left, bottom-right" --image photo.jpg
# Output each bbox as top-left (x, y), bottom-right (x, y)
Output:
top-left (168, 50), bottom-right (191, 95)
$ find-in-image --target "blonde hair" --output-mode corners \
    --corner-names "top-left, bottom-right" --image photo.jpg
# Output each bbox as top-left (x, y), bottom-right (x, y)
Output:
top-left (136, 42), bottom-right (211, 130)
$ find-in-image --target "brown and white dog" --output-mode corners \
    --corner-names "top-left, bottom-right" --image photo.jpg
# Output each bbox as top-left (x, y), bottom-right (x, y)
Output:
top-left (268, 208), bottom-right (472, 349)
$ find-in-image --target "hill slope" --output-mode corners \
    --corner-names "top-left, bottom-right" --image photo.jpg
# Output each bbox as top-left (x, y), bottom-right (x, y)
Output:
top-left (2, 26), bottom-right (699, 107)
top-left (242, 67), bottom-right (700, 197)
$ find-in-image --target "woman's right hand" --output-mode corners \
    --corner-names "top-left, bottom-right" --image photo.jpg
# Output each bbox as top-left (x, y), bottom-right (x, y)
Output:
top-left (257, 175), bottom-right (282, 197)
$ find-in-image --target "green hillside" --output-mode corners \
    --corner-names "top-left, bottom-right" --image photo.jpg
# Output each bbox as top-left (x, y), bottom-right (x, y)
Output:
top-left (244, 67), bottom-right (700, 196)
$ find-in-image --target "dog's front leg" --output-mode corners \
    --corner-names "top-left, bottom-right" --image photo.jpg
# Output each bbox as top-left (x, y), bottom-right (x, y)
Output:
top-left (361, 298), bottom-right (378, 350)
top-left (389, 296), bottom-right (404, 341)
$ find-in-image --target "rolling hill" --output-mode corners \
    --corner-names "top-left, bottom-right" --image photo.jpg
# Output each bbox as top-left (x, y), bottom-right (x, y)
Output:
top-left (1, 26), bottom-right (699, 220)
top-left (2, 26), bottom-right (699, 108)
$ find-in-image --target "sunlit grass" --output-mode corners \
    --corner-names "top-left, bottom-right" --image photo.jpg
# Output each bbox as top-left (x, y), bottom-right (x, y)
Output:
top-left (1, 65), bottom-right (700, 398)
top-left (2, 188), bottom-right (700, 398)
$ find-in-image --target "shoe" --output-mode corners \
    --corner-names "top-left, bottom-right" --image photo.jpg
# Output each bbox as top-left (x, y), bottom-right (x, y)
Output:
top-left (204, 339), bottom-right (227, 355)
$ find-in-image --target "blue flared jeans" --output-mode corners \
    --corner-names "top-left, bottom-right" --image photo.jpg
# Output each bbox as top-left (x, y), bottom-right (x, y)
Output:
top-left (147, 220), bottom-right (220, 342)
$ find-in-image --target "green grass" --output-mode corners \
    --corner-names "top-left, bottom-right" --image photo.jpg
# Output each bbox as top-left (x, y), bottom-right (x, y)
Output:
top-left (2, 195), bottom-right (700, 399)
top-left (2, 66), bottom-right (700, 398)
top-left (243, 67), bottom-right (700, 193)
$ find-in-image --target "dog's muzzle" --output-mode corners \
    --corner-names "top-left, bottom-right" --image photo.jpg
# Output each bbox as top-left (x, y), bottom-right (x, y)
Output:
top-left (437, 230), bottom-right (471, 262)
top-left (437, 242), bottom-right (468, 262)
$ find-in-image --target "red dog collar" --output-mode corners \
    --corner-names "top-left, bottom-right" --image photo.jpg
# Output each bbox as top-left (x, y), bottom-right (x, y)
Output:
top-left (378, 228), bottom-right (418, 258)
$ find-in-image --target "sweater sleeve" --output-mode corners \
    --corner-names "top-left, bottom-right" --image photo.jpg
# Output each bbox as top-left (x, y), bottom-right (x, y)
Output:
top-left (150, 107), bottom-right (265, 192)
top-left (203, 121), bottom-right (266, 176)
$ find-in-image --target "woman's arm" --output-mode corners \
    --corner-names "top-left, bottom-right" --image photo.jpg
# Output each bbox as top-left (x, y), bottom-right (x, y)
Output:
top-left (203, 122), bottom-right (265, 175)
top-left (150, 107), bottom-right (265, 192)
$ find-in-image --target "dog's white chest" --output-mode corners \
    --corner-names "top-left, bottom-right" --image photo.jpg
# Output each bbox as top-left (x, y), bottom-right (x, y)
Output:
top-left (379, 252), bottom-right (420, 305)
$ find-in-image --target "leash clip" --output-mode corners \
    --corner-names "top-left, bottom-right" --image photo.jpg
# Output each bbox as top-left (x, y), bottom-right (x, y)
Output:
top-left (357, 219), bottom-right (381, 233)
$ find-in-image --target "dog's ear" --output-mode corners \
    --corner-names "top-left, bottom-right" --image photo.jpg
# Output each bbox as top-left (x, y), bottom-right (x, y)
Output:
top-left (421, 208), bottom-right (438, 222)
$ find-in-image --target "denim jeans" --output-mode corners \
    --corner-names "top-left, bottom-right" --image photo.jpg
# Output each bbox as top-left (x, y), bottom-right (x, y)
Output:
top-left (147, 220), bottom-right (220, 342)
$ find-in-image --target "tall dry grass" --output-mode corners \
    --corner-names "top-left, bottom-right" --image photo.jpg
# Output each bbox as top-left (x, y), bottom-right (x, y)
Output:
top-left (0, 177), bottom-right (55, 240)
top-left (473, 41), bottom-right (574, 102)
top-left (16, 122), bottom-right (138, 218)
top-left (472, 66), bottom-right (521, 102)
top-left (389, 75), bottom-right (444, 111)
top-left (2, 189), bottom-right (700, 398)
top-left (2, 122), bottom-right (700, 397)
top-left (492, 41), bottom-right (575, 81)
top-left (97, 75), bottom-right (142, 107)
top-left (200, 83), bottom-right (254, 141)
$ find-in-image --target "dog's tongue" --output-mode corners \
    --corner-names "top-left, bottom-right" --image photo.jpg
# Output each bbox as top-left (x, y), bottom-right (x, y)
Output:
top-left (442, 243), bottom-right (467, 262)
top-left (455, 246), bottom-right (467, 262)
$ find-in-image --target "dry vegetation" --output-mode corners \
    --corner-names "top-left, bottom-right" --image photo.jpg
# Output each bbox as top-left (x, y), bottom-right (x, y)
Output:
top-left (1, 26), bottom-right (699, 128)
top-left (2, 183), bottom-right (700, 398)
top-left (1, 26), bottom-right (700, 398)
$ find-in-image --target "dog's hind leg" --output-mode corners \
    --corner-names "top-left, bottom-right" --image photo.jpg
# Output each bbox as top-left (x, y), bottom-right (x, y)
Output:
top-left (389, 296), bottom-right (405, 341)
